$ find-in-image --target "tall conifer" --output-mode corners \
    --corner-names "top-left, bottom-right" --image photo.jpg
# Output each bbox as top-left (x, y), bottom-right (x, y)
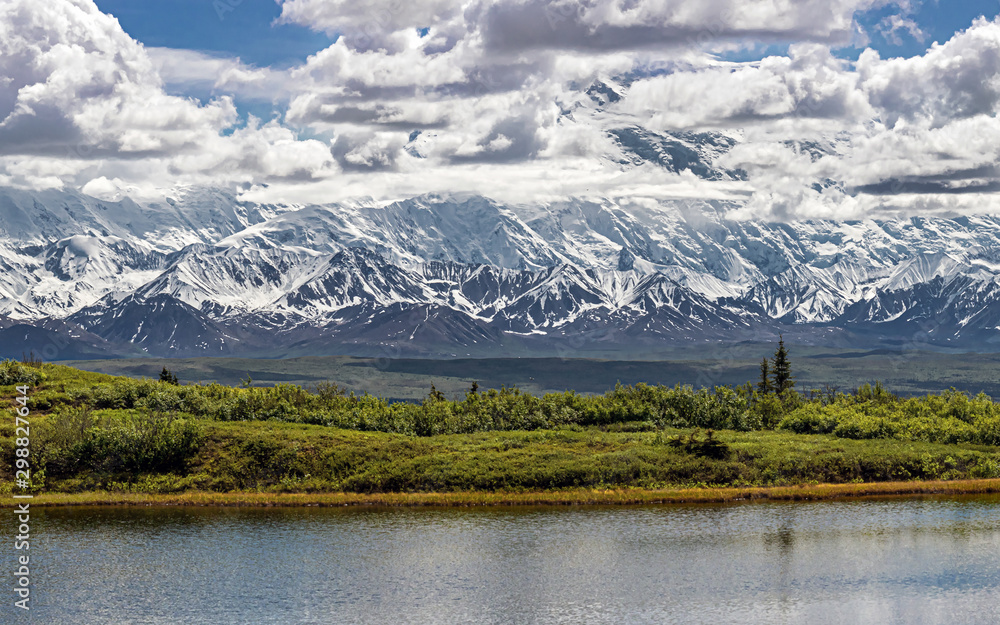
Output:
top-left (772, 335), bottom-right (793, 393)
top-left (757, 357), bottom-right (773, 394)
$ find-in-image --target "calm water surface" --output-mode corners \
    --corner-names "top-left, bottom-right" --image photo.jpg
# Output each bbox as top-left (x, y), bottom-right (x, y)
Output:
top-left (4, 496), bottom-right (1000, 624)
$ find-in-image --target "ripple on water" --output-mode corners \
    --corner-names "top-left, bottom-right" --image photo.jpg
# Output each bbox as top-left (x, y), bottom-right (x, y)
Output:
top-left (9, 496), bottom-right (1000, 625)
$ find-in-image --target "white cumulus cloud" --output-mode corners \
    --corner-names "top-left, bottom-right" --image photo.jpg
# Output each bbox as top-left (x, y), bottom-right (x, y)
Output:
top-left (0, 0), bottom-right (335, 190)
top-left (6, 0), bottom-right (1000, 222)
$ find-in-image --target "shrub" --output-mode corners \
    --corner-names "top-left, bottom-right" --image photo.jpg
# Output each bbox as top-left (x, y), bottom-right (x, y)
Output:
top-left (666, 430), bottom-right (732, 460)
top-left (779, 404), bottom-right (839, 434)
top-left (37, 408), bottom-right (203, 476)
top-left (0, 359), bottom-right (45, 386)
top-left (832, 414), bottom-right (901, 440)
top-left (969, 456), bottom-right (1000, 479)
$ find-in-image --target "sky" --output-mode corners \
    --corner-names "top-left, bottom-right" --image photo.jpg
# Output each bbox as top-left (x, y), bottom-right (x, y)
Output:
top-left (3, 0), bottom-right (1000, 220)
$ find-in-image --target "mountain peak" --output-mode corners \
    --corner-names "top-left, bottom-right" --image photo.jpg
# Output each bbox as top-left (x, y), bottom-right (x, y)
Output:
top-left (4, 187), bottom-right (1000, 356)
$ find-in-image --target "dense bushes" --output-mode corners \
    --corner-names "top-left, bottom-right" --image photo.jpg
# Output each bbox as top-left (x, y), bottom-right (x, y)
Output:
top-left (15, 365), bottom-right (1000, 449)
top-left (38, 373), bottom-right (769, 436)
top-left (309, 383), bottom-right (762, 435)
top-left (35, 407), bottom-right (203, 478)
top-left (0, 359), bottom-right (45, 386)
top-left (6, 364), bottom-right (1000, 494)
top-left (778, 386), bottom-right (1000, 446)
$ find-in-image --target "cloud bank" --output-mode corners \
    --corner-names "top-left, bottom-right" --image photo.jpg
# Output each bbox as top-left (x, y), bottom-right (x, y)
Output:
top-left (3, 0), bottom-right (1000, 219)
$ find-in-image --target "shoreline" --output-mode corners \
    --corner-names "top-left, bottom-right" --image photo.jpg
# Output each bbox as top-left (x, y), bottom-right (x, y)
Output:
top-left (6, 478), bottom-right (1000, 508)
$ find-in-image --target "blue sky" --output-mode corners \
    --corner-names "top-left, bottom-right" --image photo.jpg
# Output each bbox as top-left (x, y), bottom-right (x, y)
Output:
top-left (93, 0), bottom-right (334, 66)
top-left (852, 0), bottom-right (1000, 58)
top-left (96, 0), bottom-right (1000, 68)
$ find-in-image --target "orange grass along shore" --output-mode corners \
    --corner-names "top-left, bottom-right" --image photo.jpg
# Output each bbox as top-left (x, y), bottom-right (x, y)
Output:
top-left (6, 479), bottom-right (1000, 508)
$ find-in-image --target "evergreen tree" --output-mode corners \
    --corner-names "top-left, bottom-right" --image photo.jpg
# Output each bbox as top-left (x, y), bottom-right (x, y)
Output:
top-left (429, 384), bottom-right (446, 402)
top-left (159, 366), bottom-right (179, 386)
top-left (757, 357), bottom-right (773, 394)
top-left (466, 381), bottom-right (480, 402)
top-left (772, 335), bottom-right (794, 393)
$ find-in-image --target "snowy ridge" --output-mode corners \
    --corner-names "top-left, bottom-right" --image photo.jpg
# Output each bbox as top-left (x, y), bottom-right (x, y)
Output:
top-left (4, 185), bottom-right (1000, 356)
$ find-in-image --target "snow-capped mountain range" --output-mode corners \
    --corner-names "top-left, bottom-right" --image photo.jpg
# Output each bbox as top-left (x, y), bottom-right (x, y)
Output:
top-left (3, 126), bottom-right (1000, 358)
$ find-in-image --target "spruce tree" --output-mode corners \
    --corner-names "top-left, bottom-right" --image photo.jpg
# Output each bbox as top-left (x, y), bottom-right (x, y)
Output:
top-left (429, 384), bottom-right (445, 402)
top-left (757, 357), bottom-right (773, 394)
top-left (159, 366), bottom-right (179, 386)
top-left (772, 335), bottom-right (793, 393)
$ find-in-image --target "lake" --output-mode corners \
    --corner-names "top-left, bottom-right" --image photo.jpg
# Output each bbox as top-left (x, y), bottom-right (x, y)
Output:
top-left (6, 496), bottom-right (1000, 624)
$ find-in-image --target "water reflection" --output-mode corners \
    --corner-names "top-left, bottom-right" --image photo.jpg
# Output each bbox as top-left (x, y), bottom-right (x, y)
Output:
top-left (4, 496), bottom-right (1000, 624)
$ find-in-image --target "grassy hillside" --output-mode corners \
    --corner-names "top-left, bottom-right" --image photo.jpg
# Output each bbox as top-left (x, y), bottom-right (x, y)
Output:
top-left (1, 360), bottom-right (1000, 497)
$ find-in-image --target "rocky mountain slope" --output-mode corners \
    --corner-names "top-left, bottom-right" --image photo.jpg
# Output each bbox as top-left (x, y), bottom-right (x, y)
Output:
top-left (2, 177), bottom-right (1000, 358)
